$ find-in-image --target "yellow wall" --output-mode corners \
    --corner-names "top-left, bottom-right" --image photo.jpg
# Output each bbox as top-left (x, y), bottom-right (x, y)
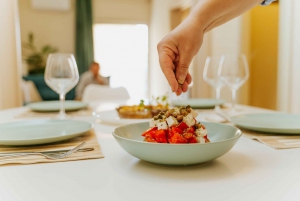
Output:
top-left (249, 3), bottom-right (279, 110)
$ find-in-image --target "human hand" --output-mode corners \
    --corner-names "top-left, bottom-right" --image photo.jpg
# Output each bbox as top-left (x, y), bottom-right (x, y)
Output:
top-left (157, 18), bottom-right (203, 96)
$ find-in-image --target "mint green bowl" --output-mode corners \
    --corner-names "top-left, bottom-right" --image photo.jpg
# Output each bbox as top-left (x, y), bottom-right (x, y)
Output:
top-left (113, 122), bottom-right (242, 165)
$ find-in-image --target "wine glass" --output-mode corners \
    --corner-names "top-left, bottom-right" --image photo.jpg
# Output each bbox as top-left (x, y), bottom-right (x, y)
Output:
top-left (44, 54), bottom-right (79, 119)
top-left (203, 56), bottom-right (225, 112)
top-left (219, 54), bottom-right (249, 114)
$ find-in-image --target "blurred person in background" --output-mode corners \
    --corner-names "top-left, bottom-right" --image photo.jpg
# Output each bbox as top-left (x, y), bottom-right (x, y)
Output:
top-left (75, 62), bottom-right (109, 100)
top-left (157, 0), bottom-right (275, 96)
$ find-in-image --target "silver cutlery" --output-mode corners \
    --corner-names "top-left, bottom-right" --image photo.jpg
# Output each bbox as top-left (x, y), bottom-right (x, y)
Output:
top-left (0, 142), bottom-right (89, 160)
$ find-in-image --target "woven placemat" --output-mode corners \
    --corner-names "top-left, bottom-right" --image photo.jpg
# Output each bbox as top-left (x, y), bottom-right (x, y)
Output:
top-left (241, 129), bottom-right (300, 149)
top-left (0, 129), bottom-right (104, 166)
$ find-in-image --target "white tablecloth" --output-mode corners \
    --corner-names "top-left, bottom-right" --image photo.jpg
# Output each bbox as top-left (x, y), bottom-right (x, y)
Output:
top-left (0, 103), bottom-right (299, 201)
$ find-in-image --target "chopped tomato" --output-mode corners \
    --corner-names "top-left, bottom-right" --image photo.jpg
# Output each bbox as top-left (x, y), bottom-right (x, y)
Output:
top-left (177, 122), bottom-right (189, 131)
top-left (185, 126), bottom-right (195, 133)
top-left (188, 137), bottom-right (198, 143)
top-left (169, 132), bottom-right (188, 144)
top-left (203, 135), bottom-right (210, 143)
top-left (142, 127), bottom-right (157, 137)
top-left (155, 130), bottom-right (168, 143)
top-left (171, 126), bottom-right (183, 134)
top-left (141, 118), bottom-right (209, 144)
top-left (144, 137), bottom-right (156, 143)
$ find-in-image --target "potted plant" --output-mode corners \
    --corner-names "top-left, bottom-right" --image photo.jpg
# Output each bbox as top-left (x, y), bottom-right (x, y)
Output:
top-left (22, 32), bottom-right (58, 75)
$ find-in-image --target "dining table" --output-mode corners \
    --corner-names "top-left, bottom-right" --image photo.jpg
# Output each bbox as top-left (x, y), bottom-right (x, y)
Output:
top-left (0, 101), bottom-right (300, 201)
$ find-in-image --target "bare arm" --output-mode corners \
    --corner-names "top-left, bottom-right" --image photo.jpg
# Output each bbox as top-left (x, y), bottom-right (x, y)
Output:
top-left (157, 0), bottom-right (264, 95)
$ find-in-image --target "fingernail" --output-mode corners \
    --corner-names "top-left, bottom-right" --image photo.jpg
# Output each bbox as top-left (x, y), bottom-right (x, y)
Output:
top-left (178, 75), bottom-right (185, 84)
top-left (171, 86), bottom-right (176, 93)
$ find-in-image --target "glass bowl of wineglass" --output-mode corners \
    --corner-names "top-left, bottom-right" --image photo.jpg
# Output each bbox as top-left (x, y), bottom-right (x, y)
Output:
top-left (44, 53), bottom-right (79, 119)
top-left (219, 54), bottom-right (249, 115)
top-left (203, 56), bottom-right (225, 112)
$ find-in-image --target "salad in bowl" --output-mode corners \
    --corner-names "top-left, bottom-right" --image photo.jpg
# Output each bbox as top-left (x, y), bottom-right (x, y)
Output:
top-left (142, 105), bottom-right (210, 144)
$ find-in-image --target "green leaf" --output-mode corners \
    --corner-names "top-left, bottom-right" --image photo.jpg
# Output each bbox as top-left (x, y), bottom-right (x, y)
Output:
top-left (28, 32), bottom-right (34, 44)
top-left (139, 99), bottom-right (145, 107)
top-left (22, 32), bottom-right (58, 74)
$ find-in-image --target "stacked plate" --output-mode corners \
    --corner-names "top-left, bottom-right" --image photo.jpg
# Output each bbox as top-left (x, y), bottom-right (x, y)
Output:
top-left (230, 113), bottom-right (300, 134)
top-left (0, 120), bottom-right (92, 146)
top-left (171, 98), bottom-right (225, 109)
top-left (0, 101), bottom-right (91, 146)
top-left (27, 100), bottom-right (88, 112)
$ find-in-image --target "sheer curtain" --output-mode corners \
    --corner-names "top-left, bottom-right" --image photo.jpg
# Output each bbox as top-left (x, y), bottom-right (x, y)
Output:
top-left (75, 0), bottom-right (94, 75)
top-left (277, 0), bottom-right (300, 113)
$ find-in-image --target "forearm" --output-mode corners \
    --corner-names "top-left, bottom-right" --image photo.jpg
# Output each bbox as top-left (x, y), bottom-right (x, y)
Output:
top-left (157, 0), bottom-right (264, 95)
top-left (96, 76), bottom-right (106, 85)
top-left (188, 0), bottom-right (263, 33)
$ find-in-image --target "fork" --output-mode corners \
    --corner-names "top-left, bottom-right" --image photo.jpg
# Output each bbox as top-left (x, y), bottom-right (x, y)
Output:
top-left (0, 142), bottom-right (86, 160)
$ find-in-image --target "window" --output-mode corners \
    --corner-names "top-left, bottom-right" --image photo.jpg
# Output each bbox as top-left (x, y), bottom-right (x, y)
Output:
top-left (93, 24), bottom-right (149, 99)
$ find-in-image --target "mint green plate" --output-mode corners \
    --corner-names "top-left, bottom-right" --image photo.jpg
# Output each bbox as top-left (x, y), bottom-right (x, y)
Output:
top-left (171, 98), bottom-right (225, 109)
top-left (231, 113), bottom-right (300, 134)
top-left (0, 120), bottom-right (92, 146)
top-left (27, 101), bottom-right (88, 112)
top-left (113, 122), bottom-right (241, 165)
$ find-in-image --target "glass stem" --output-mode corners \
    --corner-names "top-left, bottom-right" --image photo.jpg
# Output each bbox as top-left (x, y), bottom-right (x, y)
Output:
top-left (231, 89), bottom-right (237, 114)
top-left (215, 87), bottom-right (221, 112)
top-left (59, 93), bottom-right (66, 119)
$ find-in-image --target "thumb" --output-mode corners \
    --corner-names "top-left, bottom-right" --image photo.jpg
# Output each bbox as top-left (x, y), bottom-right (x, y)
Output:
top-left (175, 52), bottom-right (193, 84)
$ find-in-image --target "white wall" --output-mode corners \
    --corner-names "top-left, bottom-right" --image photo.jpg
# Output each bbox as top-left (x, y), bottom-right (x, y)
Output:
top-left (0, 0), bottom-right (22, 110)
top-left (277, 0), bottom-right (300, 113)
top-left (190, 1), bottom-right (248, 105)
top-left (18, 0), bottom-right (151, 60)
top-left (149, 0), bottom-right (248, 104)
top-left (209, 17), bottom-right (249, 104)
top-left (18, 0), bottom-right (75, 56)
top-left (93, 0), bottom-right (150, 24)
top-left (149, 0), bottom-right (197, 99)
top-left (148, 0), bottom-right (172, 98)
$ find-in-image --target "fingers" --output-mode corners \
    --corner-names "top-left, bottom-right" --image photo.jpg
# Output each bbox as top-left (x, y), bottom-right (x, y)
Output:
top-left (158, 42), bottom-right (179, 93)
top-left (157, 35), bottom-right (194, 95)
top-left (186, 73), bottom-right (192, 85)
top-left (161, 64), bottom-right (178, 93)
top-left (175, 78), bottom-right (189, 96)
top-left (175, 52), bottom-right (194, 85)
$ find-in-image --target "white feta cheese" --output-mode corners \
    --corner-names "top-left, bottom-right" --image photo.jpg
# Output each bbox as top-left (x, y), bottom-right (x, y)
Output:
top-left (166, 116), bottom-right (178, 127)
top-left (190, 109), bottom-right (198, 118)
top-left (195, 127), bottom-right (207, 137)
top-left (157, 121), bottom-right (168, 130)
top-left (183, 113), bottom-right (195, 127)
top-left (198, 136), bottom-right (206, 144)
top-left (149, 119), bottom-right (159, 128)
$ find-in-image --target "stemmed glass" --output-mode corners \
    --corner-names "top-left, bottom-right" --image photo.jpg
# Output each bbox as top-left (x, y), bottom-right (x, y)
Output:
top-left (203, 56), bottom-right (225, 112)
top-left (219, 54), bottom-right (249, 114)
top-left (45, 54), bottom-right (79, 119)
